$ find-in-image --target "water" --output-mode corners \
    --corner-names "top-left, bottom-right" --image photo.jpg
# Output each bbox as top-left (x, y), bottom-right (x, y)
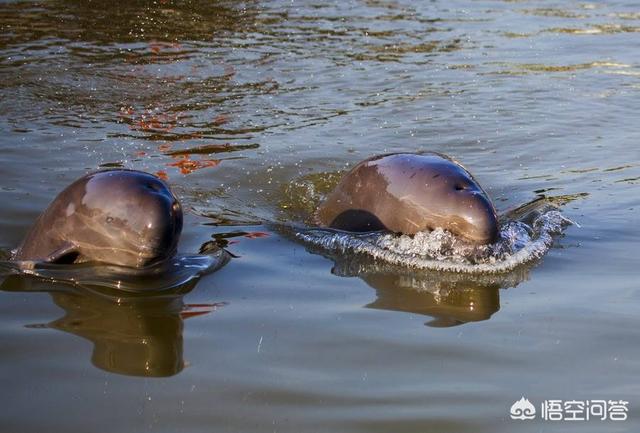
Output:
top-left (295, 202), bottom-right (572, 274)
top-left (1, 0), bottom-right (639, 432)
top-left (1, 250), bottom-right (229, 291)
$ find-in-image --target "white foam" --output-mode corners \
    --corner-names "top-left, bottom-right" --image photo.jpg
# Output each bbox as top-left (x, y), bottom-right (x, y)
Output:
top-left (296, 210), bottom-right (573, 274)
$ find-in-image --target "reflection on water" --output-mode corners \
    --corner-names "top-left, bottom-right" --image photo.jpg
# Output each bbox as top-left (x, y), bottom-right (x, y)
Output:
top-left (1, 274), bottom-right (225, 377)
top-left (366, 278), bottom-right (500, 328)
top-left (335, 259), bottom-right (529, 327)
top-left (0, 238), bottom-right (229, 376)
top-left (321, 236), bottom-right (532, 326)
top-left (290, 196), bottom-right (563, 326)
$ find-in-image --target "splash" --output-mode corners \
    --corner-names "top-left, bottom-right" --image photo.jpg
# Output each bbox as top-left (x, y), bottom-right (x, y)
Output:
top-left (0, 251), bottom-right (229, 293)
top-left (295, 203), bottom-right (573, 275)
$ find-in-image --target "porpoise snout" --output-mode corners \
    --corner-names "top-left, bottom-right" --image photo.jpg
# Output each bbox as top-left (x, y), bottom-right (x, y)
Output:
top-left (459, 190), bottom-right (500, 244)
top-left (132, 182), bottom-right (183, 266)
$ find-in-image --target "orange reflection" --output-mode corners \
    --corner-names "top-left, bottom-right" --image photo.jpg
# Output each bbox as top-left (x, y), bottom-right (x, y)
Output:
top-left (167, 155), bottom-right (220, 174)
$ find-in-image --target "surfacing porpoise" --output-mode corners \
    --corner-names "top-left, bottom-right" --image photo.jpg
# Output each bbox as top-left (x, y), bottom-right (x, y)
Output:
top-left (13, 169), bottom-right (183, 267)
top-left (314, 152), bottom-right (499, 244)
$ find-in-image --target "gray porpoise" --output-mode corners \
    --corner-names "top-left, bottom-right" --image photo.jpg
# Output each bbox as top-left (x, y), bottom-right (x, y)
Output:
top-left (314, 153), bottom-right (499, 244)
top-left (13, 169), bottom-right (183, 267)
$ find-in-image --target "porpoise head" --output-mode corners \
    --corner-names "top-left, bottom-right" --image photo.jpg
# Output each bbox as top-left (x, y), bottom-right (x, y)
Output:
top-left (13, 169), bottom-right (183, 268)
top-left (376, 153), bottom-right (499, 244)
top-left (375, 153), bottom-right (499, 244)
top-left (316, 153), bottom-right (500, 244)
top-left (77, 170), bottom-right (183, 266)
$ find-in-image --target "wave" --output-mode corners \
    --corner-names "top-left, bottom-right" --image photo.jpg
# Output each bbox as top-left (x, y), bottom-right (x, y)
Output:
top-left (295, 199), bottom-right (573, 275)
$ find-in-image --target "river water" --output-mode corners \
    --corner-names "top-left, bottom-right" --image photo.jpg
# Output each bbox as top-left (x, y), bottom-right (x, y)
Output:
top-left (1, 1), bottom-right (639, 432)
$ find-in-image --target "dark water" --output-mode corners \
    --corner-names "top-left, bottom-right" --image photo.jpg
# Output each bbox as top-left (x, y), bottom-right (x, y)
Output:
top-left (1, 1), bottom-right (639, 432)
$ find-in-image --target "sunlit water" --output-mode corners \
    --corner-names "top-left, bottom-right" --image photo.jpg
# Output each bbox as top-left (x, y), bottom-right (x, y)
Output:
top-left (1, 1), bottom-right (640, 432)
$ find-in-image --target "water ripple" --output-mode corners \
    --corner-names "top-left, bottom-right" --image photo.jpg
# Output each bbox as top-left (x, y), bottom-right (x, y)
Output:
top-left (296, 203), bottom-right (572, 274)
top-left (0, 250), bottom-right (229, 293)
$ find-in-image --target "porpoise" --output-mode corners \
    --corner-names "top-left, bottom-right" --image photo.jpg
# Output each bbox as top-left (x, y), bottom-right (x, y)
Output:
top-left (13, 169), bottom-right (183, 267)
top-left (314, 152), bottom-right (499, 244)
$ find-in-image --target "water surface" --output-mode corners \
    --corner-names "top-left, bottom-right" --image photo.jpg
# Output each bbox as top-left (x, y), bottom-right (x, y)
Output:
top-left (1, 1), bottom-right (639, 432)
